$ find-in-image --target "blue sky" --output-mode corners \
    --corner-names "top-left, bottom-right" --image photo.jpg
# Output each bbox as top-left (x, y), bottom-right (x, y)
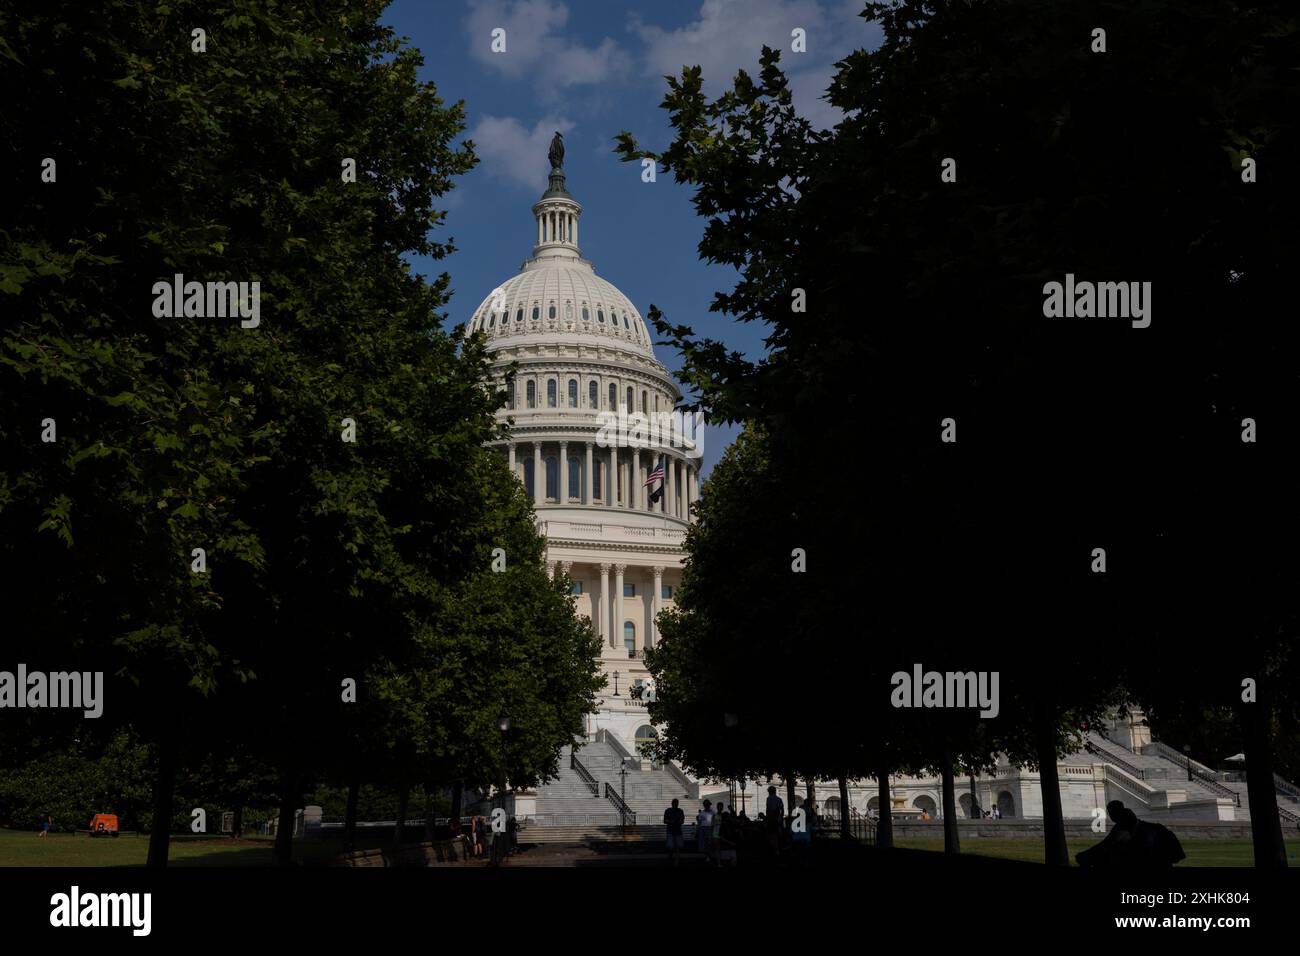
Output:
top-left (384, 0), bottom-right (884, 476)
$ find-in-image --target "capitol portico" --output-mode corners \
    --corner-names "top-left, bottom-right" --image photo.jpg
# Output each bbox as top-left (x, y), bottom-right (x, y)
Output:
top-left (467, 156), bottom-right (701, 755)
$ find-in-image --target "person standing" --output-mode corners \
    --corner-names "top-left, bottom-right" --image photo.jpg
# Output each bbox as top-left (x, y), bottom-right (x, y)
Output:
top-left (39, 814), bottom-right (51, 838)
top-left (764, 786), bottom-right (784, 853)
top-left (664, 799), bottom-right (685, 865)
top-left (695, 800), bottom-right (715, 860)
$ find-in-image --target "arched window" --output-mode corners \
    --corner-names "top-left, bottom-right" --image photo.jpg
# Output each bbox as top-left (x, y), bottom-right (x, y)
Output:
top-left (568, 456), bottom-right (580, 499)
top-left (565, 302), bottom-right (573, 322)
top-left (588, 381), bottom-right (597, 408)
top-left (548, 303), bottom-right (556, 320)
top-left (526, 381), bottom-right (536, 409)
top-left (531, 305), bottom-right (539, 321)
top-left (545, 457), bottom-right (558, 500)
top-left (625, 386), bottom-right (633, 411)
top-left (568, 379), bottom-right (578, 407)
top-left (488, 313), bottom-right (495, 328)
top-left (507, 381), bottom-right (515, 410)
top-left (593, 460), bottom-right (603, 500)
top-left (582, 305), bottom-right (589, 322)
top-left (515, 308), bottom-right (523, 323)
top-left (523, 459), bottom-right (535, 498)
top-left (597, 308), bottom-right (605, 323)
top-left (608, 383), bottom-right (616, 409)
top-left (641, 391), bottom-right (647, 413)
top-left (623, 314), bottom-right (630, 329)
top-left (547, 379), bottom-right (557, 408)
top-left (624, 621), bottom-right (635, 657)
top-left (654, 394), bottom-right (658, 413)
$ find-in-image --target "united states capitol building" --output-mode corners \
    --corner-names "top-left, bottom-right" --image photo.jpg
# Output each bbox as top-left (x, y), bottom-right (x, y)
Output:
top-left (464, 154), bottom-right (1299, 835)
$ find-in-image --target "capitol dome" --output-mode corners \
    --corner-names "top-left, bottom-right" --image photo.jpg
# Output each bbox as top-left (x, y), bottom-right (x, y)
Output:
top-left (472, 139), bottom-right (703, 784)
top-left (466, 168), bottom-right (657, 360)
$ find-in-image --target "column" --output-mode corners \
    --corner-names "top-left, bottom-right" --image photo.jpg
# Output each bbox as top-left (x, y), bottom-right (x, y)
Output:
top-left (546, 560), bottom-right (556, 579)
top-left (668, 457), bottom-right (677, 517)
top-left (598, 564), bottom-right (611, 646)
top-left (533, 442), bottom-right (543, 507)
top-left (686, 464), bottom-right (696, 519)
top-left (608, 445), bottom-right (617, 508)
top-left (632, 449), bottom-right (642, 511)
top-left (572, 214), bottom-right (578, 247)
top-left (614, 564), bottom-right (626, 654)
top-left (507, 442), bottom-right (516, 480)
top-left (537, 215), bottom-right (542, 246)
top-left (585, 442), bottom-right (594, 504)
top-left (558, 440), bottom-right (568, 503)
top-left (560, 560), bottom-right (573, 585)
top-left (651, 566), bottom-right (664, 648)
top-left (658, 455), bottom-right (667, 514)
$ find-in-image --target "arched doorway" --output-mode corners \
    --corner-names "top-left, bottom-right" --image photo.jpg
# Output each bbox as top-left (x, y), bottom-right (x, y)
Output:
top-left (912, 795), bottom-right (937, 819)
top-left (958, 793), bottom-right (975, 818)
top-left (997, 791), bottom-right (1016, 818)
top-left (634, 725), bottom-right (660, 770)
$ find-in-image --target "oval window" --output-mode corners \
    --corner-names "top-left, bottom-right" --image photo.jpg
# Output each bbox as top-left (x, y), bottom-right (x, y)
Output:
top-left (548, 304), bottom-right (556, 320)
top-left (597, 309), bottom-right (605, 323)
top-left (582, 306), bottom-right (589, 321)
top-left (516, 308), bottom-right (523, 323)
top-left (531, 306), bottom-right (539, 321)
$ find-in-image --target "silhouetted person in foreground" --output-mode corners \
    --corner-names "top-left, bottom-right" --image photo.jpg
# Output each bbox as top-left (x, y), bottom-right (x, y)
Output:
top-left (664, 798), bottom-right (685, 865)
top-left (1076, 801), bottom-right (1186, 868)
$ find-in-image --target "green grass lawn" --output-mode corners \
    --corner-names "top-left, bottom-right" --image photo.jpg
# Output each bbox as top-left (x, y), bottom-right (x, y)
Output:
top-left (0, 828), bottom-right (384, 867)
top-left (894, 836), bottom-right (1300, 867)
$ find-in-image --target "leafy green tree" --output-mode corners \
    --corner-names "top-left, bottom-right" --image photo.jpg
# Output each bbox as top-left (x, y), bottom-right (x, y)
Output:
top-left (623, 0), bottom-right (1299, 867)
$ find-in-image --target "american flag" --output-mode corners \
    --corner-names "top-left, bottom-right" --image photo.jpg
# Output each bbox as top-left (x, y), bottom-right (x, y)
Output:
top-left (644, 458), bottom-right (665, 486)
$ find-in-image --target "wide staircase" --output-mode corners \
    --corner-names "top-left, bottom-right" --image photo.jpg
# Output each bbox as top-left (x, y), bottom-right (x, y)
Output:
top-left (525, 738), bottom-right (705, 843)
top-left (1084, 730), bottom-right (1300, 825)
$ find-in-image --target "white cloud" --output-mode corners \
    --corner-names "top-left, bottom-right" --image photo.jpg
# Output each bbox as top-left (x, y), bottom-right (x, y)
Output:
top-left (465, 0), bottom-right (630, 97)
top-left (467, 115), bottom-right (577, 190)
top-left (630, 0), bottom-right (873, 129)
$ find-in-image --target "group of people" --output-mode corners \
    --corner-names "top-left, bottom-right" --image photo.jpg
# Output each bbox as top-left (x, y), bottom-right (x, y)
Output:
top-left (662, 786), bottom-right (821, 866)
top-left (455, 813), bottom-right (518, 864)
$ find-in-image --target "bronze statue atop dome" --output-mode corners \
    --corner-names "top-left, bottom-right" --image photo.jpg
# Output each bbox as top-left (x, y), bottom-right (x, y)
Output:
top-left (548, 131), bottom-right (565, 170)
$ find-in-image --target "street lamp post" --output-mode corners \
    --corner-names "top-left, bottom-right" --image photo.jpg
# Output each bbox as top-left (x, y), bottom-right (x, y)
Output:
top-left (613, 671), bottom-right (620, 697)
top-left (496, 714), bottom-right (510, 865)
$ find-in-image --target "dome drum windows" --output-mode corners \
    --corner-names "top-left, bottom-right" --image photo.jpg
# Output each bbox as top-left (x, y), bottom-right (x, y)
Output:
top-left (526, 381), bottom-right (536, 409)
top-left (547, 379), bottom-right (557, 408)
top-left (568, 378), bottom-right (578, 408)
top-left (588, 381), bottom-right (597, 409)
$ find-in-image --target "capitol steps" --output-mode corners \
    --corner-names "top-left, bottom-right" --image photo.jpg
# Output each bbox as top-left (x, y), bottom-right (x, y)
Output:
top-left (531, 740), bottom-right (706, 834)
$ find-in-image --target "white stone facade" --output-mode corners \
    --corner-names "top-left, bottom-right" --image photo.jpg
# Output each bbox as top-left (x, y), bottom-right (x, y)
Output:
top-left (469, 165), bottom-right (701, 757)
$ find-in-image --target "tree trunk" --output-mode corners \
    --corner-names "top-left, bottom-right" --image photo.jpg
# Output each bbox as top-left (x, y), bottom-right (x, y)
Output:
top-left (343, 771), bottom-right (360, 851)
top-left (424, 787), bottom-right (437, 842)
top-left (273, 766), bottom-right (298, 867)
top-left (837, 775), bottom-right (851, 840)
top-left (784, 772), bottom-right (796, 823)
top-left (449, 779), bottom-right (463, 839)
top-left (876, 770), bottom-right (893, 848)
top-left (232, 805), bottom-right (244, 840)
top-left (941, 750), bottom-right (960, 855)
top-left (1241, 689), bottom-right (1287, 868)
top-left (1036, 714), bottom-right (1069, 866)
top-left (394, 778), bottom-right (410, 847)
top-left (145, 735), bottom-right (177, 869)
top-left (805, 780), bottom-right (815, 819)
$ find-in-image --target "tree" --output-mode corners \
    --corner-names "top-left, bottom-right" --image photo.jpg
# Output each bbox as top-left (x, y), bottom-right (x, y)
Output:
top-left (622, 0), bottom-right (1299, 866)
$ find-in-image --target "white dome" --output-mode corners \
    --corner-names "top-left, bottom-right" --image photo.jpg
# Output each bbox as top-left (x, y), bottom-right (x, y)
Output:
top-left (465, 166), bottom-right (656, 360)
top-left (468, 259), bottom-right (654, 358)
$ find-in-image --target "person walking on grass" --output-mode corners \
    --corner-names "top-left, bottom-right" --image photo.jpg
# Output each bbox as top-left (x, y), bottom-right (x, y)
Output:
top-left (39, 814), bottom-right (51, 838)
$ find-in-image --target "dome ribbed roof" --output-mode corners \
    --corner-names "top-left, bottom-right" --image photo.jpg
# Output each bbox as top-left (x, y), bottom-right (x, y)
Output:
top-left (466, 166), bottom-right (656, 358)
